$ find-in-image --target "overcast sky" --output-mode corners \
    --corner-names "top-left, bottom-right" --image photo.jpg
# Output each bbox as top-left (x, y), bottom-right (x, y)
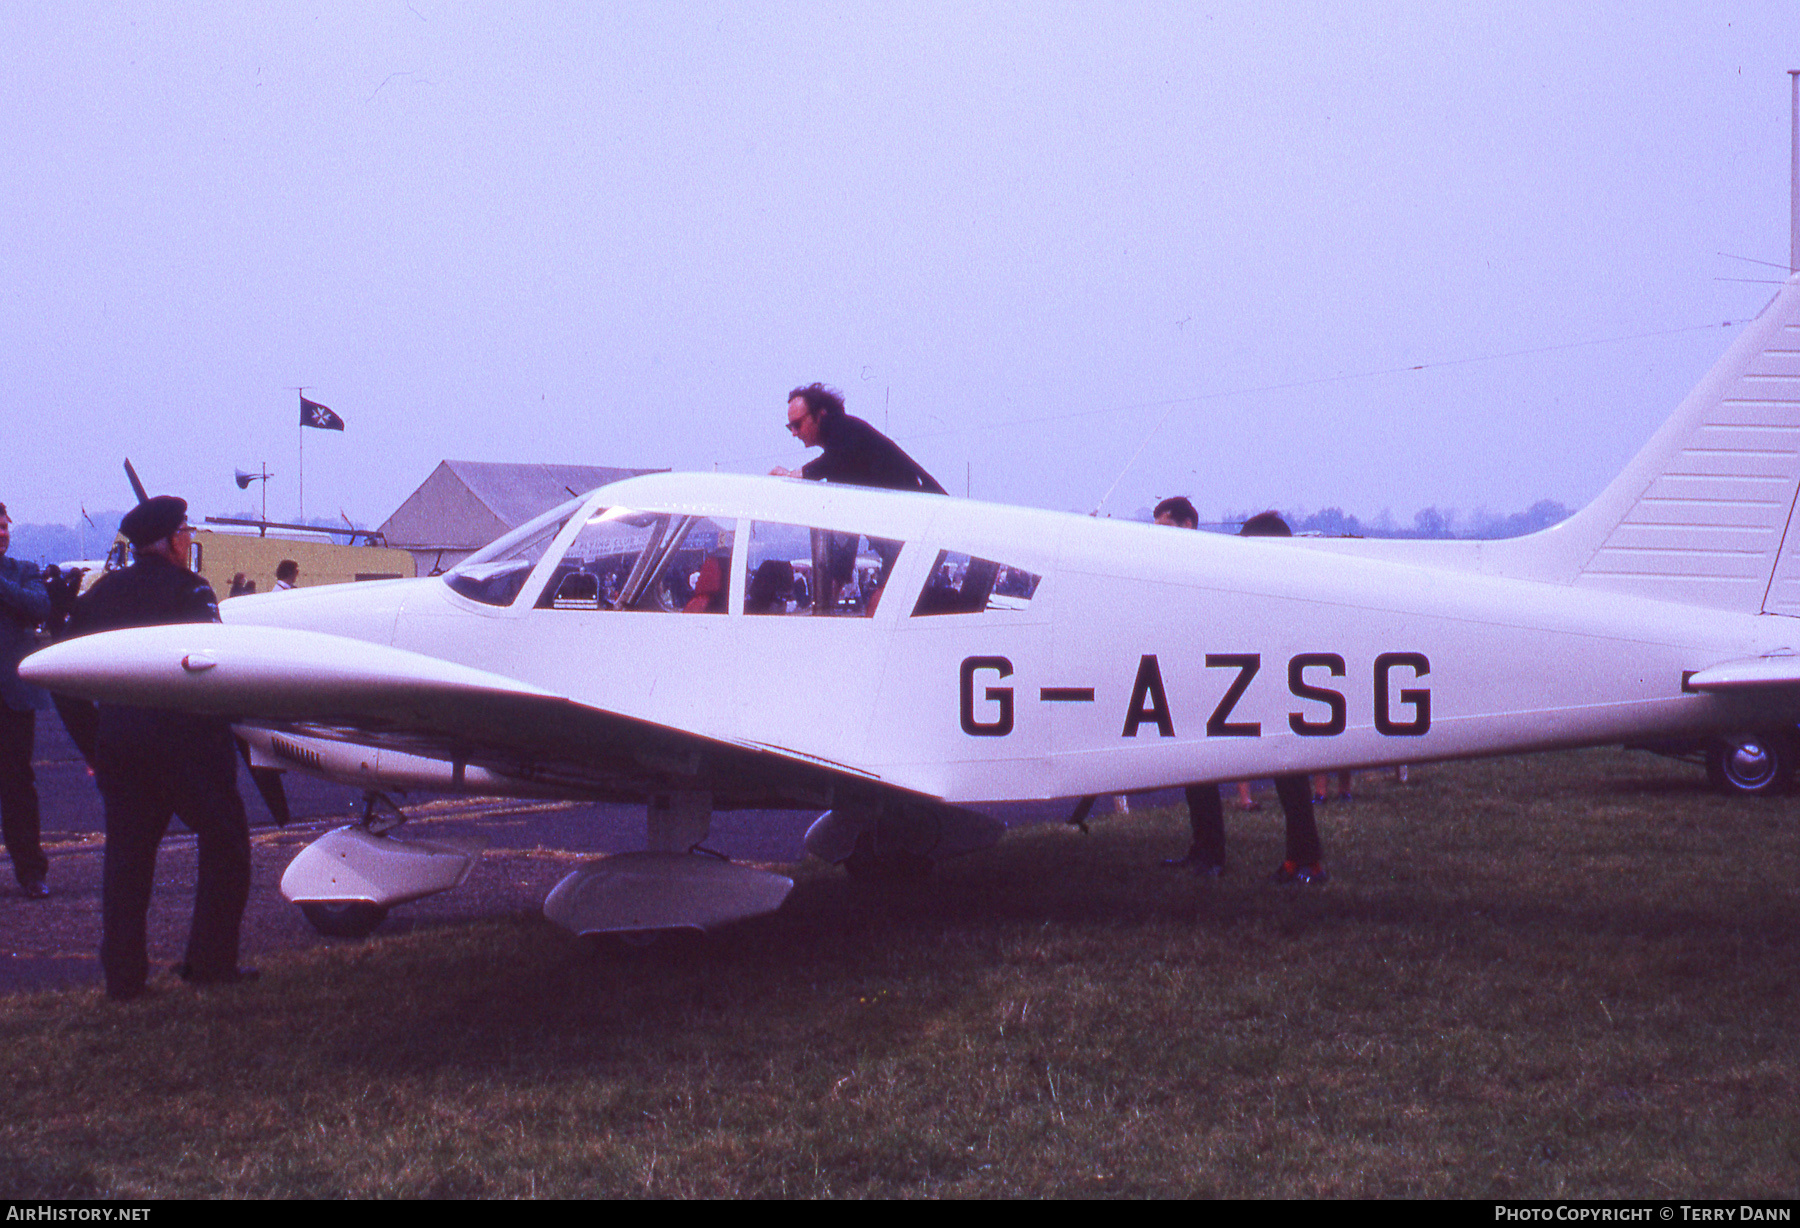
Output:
top-left (3, 2), bottom-right (1796, 532)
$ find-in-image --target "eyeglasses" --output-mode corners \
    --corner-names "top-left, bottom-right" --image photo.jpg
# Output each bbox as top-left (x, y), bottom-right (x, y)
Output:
top-left (786, 415), bottom-right (810, 435)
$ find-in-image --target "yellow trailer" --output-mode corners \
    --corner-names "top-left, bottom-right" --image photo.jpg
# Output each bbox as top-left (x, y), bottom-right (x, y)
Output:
top-left (191, 528), bottom-right (414, 596)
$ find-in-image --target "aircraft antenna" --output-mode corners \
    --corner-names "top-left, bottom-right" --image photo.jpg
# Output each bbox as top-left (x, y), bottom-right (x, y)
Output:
top-left (1091, 399), bottom-right (1184, 517)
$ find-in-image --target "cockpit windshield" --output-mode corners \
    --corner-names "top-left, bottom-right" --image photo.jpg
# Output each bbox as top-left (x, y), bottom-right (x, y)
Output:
top-left (442, 491), bottom-right (589, 608)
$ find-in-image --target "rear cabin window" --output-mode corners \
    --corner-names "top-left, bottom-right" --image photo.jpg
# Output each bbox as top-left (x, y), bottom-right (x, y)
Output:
top-left (535, 510), bottom-right (736, 613)
top-left (912, 550), bottom-right (1041, 616)
top-left (744, 521), bottom-right (903, 617)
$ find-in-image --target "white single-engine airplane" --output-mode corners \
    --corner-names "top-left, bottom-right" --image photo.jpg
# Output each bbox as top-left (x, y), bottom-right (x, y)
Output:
top-left (26, 274), bottom-right (1800, 940)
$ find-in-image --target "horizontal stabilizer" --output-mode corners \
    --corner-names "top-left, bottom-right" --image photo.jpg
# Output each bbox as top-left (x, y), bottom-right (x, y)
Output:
top-left (1685, 654), bottom-right (1800, 690)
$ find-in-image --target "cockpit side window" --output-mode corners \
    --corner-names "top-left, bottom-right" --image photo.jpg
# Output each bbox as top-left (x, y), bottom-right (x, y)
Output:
top-left (744, 521), bottom-right (903, 616)
top-left (672, 518), bottom-right (735, 613)
top-left (912, 550), bottom-right (1041, 616)
top-left (535, 509), bottom-right (736, 613)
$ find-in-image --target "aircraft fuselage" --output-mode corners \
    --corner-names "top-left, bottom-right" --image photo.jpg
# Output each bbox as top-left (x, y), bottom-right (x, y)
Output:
top-left (221, 474), bottom-right (1800, 805)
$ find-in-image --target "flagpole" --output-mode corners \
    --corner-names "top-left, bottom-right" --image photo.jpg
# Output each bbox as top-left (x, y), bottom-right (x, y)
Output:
top-left (290, 386), bottom-right (309, 522)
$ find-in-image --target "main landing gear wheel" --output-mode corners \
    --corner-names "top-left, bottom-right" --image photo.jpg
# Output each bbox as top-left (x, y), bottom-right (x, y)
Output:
top-left (842, 832), bottom-right (934, 882)
top-left (299, 901), bottom-right (390, 938)
top-left (583, 929), bottom-right (704, 960)
top-left (599, 931), bottom-right (659, 958)
top-left (1705, 732), bottom-right (1794, 796)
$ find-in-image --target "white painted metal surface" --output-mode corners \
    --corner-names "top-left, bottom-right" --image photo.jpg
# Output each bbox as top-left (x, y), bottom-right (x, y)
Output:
top-left (542, 853), bottom-right (794, 936)
top-left (279, 825), bottom-right (485, 909)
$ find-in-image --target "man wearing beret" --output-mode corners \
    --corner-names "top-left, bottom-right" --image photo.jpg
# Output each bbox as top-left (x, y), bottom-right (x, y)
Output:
top-left (69, 496), bottom-right (255, 1001)
top-left (0, 501), bottom-right (52, 899)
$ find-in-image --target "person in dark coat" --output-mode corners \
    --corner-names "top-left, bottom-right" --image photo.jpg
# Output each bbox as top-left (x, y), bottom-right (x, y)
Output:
top-left (0, 501), bottom-right (52, 898)
top-left (69, 496), bottom-right (256, 1000)
top-left (1154, 501), bottom-right (1327, 884)
top-left (772, 382), bottom-right (947, 494)
top-left (774, 382), bottom-right (945, 612)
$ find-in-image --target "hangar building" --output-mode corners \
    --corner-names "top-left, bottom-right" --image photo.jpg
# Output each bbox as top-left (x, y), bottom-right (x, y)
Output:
top-left (379, 459), bottom-right (664, 576)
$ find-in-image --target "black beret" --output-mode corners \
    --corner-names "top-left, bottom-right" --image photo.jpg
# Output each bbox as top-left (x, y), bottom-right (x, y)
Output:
top-left (120, 496), bottom-right (188, 546)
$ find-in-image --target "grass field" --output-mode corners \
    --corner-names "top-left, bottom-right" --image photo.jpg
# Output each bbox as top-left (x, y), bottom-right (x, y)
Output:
top-left (2, 747), bottom-right (1797, 1198)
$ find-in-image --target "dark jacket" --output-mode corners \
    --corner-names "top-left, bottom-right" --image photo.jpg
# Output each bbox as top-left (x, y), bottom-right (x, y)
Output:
top-left (801, 414), bottom-right (947, 494)
top-left (0, 555), bottom-right (50, 713)
top-left (69, 553), bottom-right (232, 760)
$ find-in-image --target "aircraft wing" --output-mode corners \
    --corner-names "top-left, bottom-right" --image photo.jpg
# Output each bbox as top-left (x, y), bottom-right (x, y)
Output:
top-left (19, 624), bottom-right (859, 806)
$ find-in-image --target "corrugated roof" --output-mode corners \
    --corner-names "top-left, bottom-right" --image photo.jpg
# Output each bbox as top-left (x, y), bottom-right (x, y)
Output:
top-left (379, 459), bottom-right (665, 551)
top-left (440, 460), bottom-right (662, 528)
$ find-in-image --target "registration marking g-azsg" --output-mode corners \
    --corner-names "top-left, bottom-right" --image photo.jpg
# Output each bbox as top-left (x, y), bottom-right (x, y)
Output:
top-left (959, 651), bottom-right (1432, 739)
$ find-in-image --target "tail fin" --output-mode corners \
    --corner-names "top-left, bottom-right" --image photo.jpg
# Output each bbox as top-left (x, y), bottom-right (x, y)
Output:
top-left (1507, 273), bottom-right (1800, 614)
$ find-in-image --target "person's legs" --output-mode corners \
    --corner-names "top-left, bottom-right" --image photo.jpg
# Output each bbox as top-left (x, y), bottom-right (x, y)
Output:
top-left (0, 706), bottom-right (46, 888)
top-left (97, 752), bottom-right (175, 999)
top-left (1177, 783), bottom-right (1226, 870)
top-left (1273, 774), bottom-right (1324, 871)
top-left (172, 749), bottom-right (252, 981)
